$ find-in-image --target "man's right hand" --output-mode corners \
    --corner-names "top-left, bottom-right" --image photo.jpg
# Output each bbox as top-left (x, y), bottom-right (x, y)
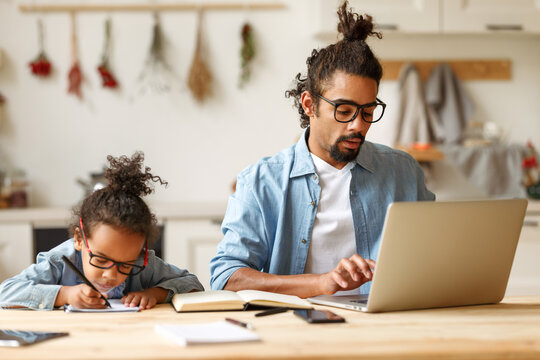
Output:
top-left (319, 254), bottom-right (376, 295)
top-left (55, 284), bottom-right (108, 309)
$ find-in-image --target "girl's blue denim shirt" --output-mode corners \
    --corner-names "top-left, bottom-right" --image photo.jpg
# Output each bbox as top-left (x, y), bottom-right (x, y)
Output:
top-left (0, 239), bottom-right (204, 310)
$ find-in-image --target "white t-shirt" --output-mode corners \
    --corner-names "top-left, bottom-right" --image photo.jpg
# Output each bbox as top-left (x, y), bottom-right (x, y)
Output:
top-left (305, 154), bottom-right (358, 295)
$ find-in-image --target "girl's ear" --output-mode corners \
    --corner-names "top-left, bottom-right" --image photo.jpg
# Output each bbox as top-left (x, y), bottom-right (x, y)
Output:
top-left (301, 91), bottom-right (316, 117)
top-left (73, 228), bottom-right (83, 251)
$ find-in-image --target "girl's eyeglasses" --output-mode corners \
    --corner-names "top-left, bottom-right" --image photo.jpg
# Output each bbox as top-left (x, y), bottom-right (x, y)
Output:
top-left (79, 218), bottom-right (148, 276)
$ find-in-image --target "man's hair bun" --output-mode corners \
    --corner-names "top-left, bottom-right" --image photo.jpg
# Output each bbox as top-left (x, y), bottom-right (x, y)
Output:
top-left (337, 0), bottom-right (382, 42)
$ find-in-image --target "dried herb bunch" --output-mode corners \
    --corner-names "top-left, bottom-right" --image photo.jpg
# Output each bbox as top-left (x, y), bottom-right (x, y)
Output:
top-left (239, 22), bottom-right (255, 88)
top-left (137, 13), bottom-right (176, 95)
top-left (187, 10), bottom-right (212, 102)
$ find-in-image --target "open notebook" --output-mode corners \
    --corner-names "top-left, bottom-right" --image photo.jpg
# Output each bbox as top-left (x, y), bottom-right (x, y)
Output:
top-left (64, 299), bottom-right (139, 313)
top-left (171, 290), bottom-right (312, 312)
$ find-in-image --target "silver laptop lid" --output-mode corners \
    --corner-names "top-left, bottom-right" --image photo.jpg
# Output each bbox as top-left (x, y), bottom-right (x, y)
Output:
top-left (365, 198), bottom-right (527, 312)
top-left (308, 199), bottom-right (527, 313)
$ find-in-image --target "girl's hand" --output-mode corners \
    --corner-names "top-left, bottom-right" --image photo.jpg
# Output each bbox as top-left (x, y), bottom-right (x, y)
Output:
top-left (121, 287), bottom-right (168, 310)
top-left (55, 284), bottom-right (108, 309)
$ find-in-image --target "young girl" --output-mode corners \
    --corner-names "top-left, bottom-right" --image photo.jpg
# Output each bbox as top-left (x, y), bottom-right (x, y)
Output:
top-left (0, 152), bottom-right (203, 310)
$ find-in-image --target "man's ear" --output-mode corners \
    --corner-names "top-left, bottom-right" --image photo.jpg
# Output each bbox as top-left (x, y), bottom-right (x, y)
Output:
top-left (301, 91), bottom-right (316, 117)
top-left (73, 229), bottom-right (83, 251)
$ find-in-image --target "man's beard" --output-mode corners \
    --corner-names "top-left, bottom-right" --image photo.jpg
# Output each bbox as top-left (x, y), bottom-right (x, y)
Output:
top-left (329, 132), bottom-right (365, 163)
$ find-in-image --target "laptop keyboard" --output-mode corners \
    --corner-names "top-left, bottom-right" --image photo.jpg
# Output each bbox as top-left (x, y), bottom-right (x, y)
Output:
top-left (349, 299), bottom-right (368, 304)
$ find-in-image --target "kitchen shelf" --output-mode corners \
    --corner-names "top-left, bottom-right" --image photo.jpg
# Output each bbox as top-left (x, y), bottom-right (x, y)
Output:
top-left (396, 145), bottom-right (445, 163)
top-left (19, 2), bottom-right (285, 13)
top-left (381, 59), bottom-right (512, 81)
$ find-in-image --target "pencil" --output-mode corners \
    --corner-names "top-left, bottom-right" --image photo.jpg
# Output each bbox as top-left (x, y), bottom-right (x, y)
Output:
top-left (62, 255), bottom-right (112, 308)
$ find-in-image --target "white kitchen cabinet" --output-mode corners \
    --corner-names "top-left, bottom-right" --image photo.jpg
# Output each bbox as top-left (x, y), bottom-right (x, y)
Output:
top-left (313, 0), bottom-right (440, 38)
top-left (443, 0), bottom-right (540, 33)
top-left (163, 219), bottom-right (223, 291)
top-left (506, 201), bottom-right (540, 296)
top-left (313, 0), bottom-right (540, 37)
top-left (0, 223), bottom-right (33, 282)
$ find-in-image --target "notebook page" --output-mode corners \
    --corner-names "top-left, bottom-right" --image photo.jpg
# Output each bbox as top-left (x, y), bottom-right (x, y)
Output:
top-left (64, 299), bottom-right (139, 312)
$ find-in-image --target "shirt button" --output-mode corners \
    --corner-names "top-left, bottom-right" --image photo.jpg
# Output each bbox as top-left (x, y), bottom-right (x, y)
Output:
top-left (312, 175), bottom-right (317, 181)
top-left (301, 239), bottom-right (307, 244)
top-left (38, 303), bottom-right (44, 309)
top-left (311, 201), bottom-right (316, 206)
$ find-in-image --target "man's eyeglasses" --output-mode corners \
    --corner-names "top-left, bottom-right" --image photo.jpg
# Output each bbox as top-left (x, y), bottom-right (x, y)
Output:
top-left (79, 218), bottom-right (148, 276)
top-left (317, 94), bottom-right (386, 124)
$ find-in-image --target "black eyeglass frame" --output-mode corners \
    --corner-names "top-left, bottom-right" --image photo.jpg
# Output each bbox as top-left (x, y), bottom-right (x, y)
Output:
top-left (79, 218), bottom-right (147, 276)
top-left (317, 94), bottom-right (386, 124)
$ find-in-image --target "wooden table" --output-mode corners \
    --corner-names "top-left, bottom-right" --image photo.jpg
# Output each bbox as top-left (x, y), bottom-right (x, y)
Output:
top-left (1, 296), bottom-right (540, 359)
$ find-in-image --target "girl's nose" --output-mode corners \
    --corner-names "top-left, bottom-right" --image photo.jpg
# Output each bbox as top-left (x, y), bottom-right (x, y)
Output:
top-left (102, 266), bottom-right (119, 279)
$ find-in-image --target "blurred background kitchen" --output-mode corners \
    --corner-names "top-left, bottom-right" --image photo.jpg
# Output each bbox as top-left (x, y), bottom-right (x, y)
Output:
top-left (0, 0), bottom-right (539, 293)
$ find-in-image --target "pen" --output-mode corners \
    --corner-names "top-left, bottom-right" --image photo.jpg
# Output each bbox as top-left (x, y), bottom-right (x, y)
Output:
top-left (255, 307), bottom-right (289, 317)
top-left (62, 255), bottom-right (112, 308)
top-left (225, 317), bottom-right (254, 330)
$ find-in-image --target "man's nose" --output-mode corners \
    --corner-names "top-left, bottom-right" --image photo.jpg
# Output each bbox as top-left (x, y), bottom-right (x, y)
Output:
top-left (347, 113), bottom-right (367, 132)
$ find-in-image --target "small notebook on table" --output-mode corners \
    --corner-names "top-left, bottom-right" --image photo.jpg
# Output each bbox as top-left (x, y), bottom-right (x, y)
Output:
top-left (171, 290), bottom-right (312, 312)
top-left (155, 322), bottom-right (260, 346)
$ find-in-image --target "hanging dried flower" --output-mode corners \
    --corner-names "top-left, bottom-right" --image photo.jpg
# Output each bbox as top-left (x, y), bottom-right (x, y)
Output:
top-left (29, 19), bottom-right (53, 77)
top-left (137, 13), bottom-right (177, 95)
top-left (187, 10), bottom-right (212, 102)
top-left (239, 22), bottom-right (255, 88)
top-left (68, 62), bottom-right (83, 98)
top-left (97, 18), bottom-right (119, 89)
top-left (67, 13), bottom-right (83, 98)
top-left (97, 65), bottom-right (118, 88)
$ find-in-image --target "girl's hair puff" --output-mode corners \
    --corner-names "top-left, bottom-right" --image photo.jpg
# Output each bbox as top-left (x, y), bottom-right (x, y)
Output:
top-left (69, 151), bottom-right (167, 244)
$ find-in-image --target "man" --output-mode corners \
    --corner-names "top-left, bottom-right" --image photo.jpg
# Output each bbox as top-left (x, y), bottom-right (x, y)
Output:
top-left (210, 1), bottom-right (435, 298)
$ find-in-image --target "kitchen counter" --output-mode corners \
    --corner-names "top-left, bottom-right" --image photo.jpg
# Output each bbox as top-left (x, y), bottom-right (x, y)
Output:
top-left (2, 199), bottom-right (538, 221)
top-left (0, 202), bottom-right (227, 226)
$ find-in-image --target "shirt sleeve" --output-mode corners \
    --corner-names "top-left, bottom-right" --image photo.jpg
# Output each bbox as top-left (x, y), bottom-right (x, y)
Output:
top-left (130, 251), bottom-right (204, 302)
top-left (209, 172), bottom-right (271, 290)
top-left (0, 252), bottom-right (64, 311)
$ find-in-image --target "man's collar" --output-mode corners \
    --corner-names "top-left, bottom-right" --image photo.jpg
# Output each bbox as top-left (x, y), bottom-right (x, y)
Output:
top-left (290, 127), bottom-right (375, 178)
top-left (290, 128), bottom-right (315, 178)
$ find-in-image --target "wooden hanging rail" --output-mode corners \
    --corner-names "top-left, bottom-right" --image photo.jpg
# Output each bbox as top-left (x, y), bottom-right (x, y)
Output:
top-left (19, 2), bottom-right (285, 13)
top-left (381, 59), bottom-right (512, 81)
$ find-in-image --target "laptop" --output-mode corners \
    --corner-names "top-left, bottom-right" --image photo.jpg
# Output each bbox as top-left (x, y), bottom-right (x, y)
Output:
top-left (307, 199), bottom-right (528, 313)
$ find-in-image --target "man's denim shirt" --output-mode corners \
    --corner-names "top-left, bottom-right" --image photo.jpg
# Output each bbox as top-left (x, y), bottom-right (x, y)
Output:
top-left (210, 130), bottom-right (435, 293)
top-left (0, 239), bottom-right (204, 310)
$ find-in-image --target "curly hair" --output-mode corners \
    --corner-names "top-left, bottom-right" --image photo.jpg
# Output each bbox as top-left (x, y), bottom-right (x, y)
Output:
top-left (69, 151), bottom-right (168, 244)
top-left (285, 0), bottom-right (383, 128)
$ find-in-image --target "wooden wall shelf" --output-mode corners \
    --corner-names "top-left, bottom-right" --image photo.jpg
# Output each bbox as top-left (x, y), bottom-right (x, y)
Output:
top-left (396, 145), bottom-right (445, 162)
top-left (19, 2), bottom-right (285, 13)
top-left (381, 59), bottom-right (512, 81)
